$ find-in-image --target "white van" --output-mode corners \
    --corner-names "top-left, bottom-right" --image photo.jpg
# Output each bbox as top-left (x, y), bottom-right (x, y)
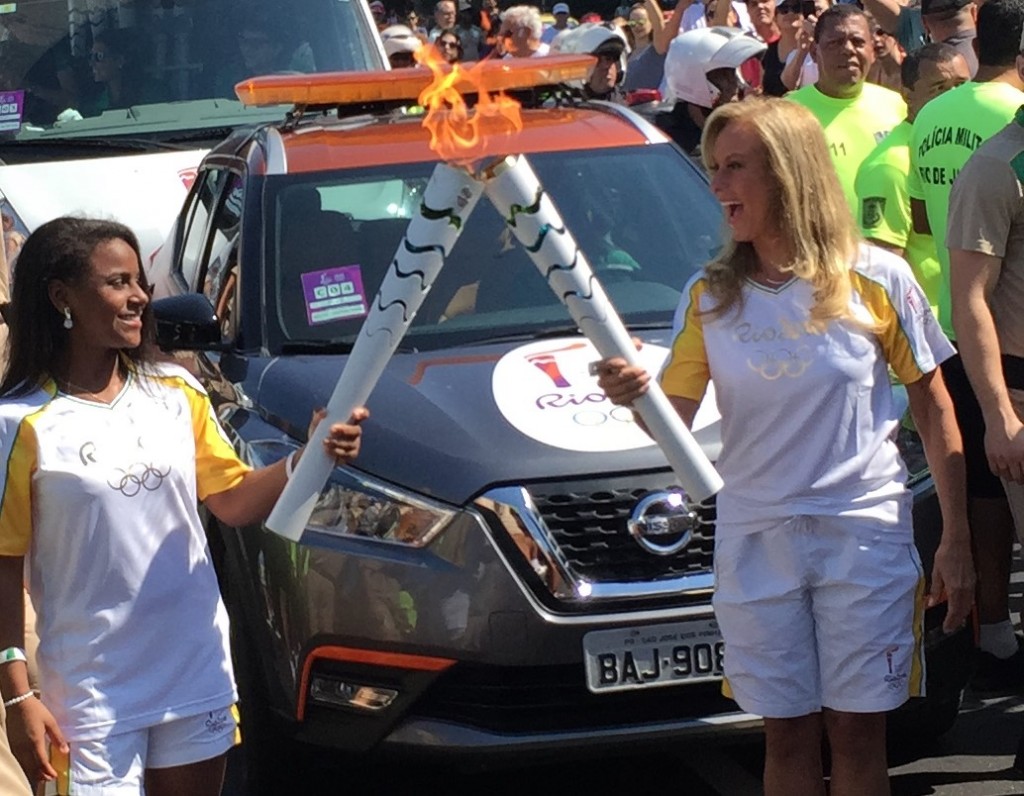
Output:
top-left (0, 0), bottom-right (388, 259)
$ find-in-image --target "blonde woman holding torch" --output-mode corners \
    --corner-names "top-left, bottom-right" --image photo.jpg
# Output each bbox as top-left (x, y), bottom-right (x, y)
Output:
top-left (594, 98), bottom-right (974, 795)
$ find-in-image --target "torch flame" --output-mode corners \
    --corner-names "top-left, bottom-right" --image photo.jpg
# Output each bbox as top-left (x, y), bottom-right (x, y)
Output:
top-left (415, 45), bottom-right (523, 166)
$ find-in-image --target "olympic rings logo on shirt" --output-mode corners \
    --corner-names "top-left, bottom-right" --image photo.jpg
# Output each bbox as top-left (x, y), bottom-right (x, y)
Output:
top-left (746, 346), bottom-right (814, 380)
top-left (107, 463), bottom-right (172, 497)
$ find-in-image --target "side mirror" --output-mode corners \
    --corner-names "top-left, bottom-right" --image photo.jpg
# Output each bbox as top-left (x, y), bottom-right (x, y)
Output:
top-left (152, 294), bottom-right (226, 351)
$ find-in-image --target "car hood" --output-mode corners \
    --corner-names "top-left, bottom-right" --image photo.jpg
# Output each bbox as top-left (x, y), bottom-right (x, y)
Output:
top-left (256, 336), bottom-right (722, 506)
top-left (0, 149), bottom-right (206, 260)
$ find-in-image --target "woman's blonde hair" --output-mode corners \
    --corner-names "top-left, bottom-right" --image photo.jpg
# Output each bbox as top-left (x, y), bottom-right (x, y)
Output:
top-left (699, 98), bottom-right (861, 328)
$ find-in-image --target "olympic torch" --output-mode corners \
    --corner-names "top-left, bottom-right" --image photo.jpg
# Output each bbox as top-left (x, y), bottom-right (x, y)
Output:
top-left (266, 164), bottom-right (485, 540)
top-left (480, 156), bottom-right (723, 500)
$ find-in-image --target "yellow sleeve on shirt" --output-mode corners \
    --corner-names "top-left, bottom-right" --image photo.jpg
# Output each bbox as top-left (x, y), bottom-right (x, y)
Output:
top-left (856, 156), bottom-right (911, 251)
top-left (660, 278), bottom-right (710, 402)
top-left (853, 270), bottom-right (928, 385)
top-left (173, 378), bottom-right (252, 500)
top-left (0, 420), bottom-right (38, 556)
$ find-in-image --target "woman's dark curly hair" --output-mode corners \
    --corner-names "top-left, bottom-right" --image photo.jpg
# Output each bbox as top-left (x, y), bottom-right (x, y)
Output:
top-left (0, 217), bottom-right (155, 397)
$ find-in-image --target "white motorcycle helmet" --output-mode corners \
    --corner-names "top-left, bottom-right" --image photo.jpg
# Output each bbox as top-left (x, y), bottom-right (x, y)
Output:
top-left (664, 26), bottom-right (766, 109)
top-left (380, 24), bottom-right (423, 58)
top-left (550, 22), bottom-right (631, 86)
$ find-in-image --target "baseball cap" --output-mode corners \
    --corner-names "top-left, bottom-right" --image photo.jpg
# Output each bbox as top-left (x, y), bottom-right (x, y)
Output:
top-left (920, 0), bottom-right (971, 14)
top-left (553, 2), bottom-right (571, 14)
top-left (369, 0), bottom-right (386, 13)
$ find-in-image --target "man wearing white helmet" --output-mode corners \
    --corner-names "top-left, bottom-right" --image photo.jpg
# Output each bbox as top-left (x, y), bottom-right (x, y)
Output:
top-left (551, 22), bottom-right (632, 102)
top-left (380, 24), bottom-right (423, 68)
top-left (656, 26), bottom-right (766, 154)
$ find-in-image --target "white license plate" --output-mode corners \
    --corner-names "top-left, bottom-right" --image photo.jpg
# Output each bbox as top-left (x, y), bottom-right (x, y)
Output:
top-left (583, 618), bottom-right (724, 694)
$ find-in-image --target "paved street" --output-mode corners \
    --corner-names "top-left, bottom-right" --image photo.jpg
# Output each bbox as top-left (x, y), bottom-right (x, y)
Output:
top-left (220, 569), bottom-right (1024, 795)
top-left (220, 691), bottom-right (1024, 795)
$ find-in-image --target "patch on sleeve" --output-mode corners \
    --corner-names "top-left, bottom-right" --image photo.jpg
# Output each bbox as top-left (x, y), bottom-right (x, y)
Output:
top-left (862, 197), bottom-right (886, 229)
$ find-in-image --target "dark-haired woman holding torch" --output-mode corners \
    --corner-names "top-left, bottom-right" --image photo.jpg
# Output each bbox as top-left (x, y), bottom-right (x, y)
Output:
top-left (0, 216), bottom-right (366, 795)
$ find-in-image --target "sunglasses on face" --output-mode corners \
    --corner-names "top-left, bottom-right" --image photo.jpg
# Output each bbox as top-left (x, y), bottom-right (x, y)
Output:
top-left (439, 38), bottom-right (460, 47)
top-left (89, 50), bottom-right (106, 62)
top-left (776, 1), bottom-right (815, 14)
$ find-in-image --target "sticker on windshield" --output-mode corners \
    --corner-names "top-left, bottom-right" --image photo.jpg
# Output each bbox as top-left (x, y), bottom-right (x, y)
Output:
top-left (300, 265), bottom-right (368, 325)
top-left (0, 91), bottom-right (24, 133)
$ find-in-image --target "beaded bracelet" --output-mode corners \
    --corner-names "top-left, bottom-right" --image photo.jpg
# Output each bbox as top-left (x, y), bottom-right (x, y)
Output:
top-left (3, 691), bottom-right (36, 708)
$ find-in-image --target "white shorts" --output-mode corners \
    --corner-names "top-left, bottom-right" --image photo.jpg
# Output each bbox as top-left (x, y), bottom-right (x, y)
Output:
top-left (712, 515), bottom-right (926, 719)
top-left (54, 706), bottom-right (238, 796)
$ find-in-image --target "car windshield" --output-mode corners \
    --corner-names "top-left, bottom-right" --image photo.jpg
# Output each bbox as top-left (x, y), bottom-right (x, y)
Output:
top-left (0, 0), bottom-right (382, 140)
top-left (263, 145), bottom-right (723, 352)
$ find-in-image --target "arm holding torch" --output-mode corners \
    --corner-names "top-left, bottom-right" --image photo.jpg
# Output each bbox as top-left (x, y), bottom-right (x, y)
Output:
top-left (481, 154), bottom-right (723, 502)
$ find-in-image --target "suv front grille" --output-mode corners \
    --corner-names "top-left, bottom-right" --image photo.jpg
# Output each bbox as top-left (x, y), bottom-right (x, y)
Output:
top-left (527, 472), bottom-right (716, 583)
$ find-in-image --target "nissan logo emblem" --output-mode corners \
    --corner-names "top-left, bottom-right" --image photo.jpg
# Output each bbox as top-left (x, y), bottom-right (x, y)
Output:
top-left (627, 491), bottom-right (699, 556)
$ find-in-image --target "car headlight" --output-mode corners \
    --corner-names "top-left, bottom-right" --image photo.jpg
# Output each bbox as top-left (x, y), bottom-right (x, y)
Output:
top-left (243, 438), bottom-right (455, 546)
top-left (307, 468), bottom-right (456, 547)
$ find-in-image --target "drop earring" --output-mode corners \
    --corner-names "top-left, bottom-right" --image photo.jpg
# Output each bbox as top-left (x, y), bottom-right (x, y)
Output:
top-left (63, 307), bottom-right (73, 330)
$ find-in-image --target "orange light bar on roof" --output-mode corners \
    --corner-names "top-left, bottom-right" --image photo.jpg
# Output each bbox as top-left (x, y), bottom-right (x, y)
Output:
top-left (234, 55), bottom-right (596, 108)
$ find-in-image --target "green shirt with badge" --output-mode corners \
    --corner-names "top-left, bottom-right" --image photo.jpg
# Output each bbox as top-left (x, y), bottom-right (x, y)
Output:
top-left (788, 82), bottom-right (907, 214)
top-left (855, 120), bottom-right (941, 313)
top-left (908, 80), bottom-right (1024, 337)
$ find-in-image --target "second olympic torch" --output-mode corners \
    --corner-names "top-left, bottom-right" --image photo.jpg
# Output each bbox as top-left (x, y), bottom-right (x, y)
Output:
top-left (266, 163), bottom-right (485, 541)
top-left (480, 156), bottom-right (723, 501)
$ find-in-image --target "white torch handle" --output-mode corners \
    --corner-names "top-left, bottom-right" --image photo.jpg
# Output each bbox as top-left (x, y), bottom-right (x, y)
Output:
top-left (483, 156), bottom-right (723, 501)
top-left (266, 163), bottom-right (486, 540)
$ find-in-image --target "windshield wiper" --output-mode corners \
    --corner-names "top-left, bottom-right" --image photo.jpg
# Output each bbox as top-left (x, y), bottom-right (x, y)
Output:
top-left (471, 324), bottom-right (583, 346)
top-left (162, 127), bottom-right (240, 146)
top-left (474, 321), bottom-right (669, 346)
top-left (6, 136), bottom-right (188, 152)
top-left (279, 340), bottom-right (357, 355)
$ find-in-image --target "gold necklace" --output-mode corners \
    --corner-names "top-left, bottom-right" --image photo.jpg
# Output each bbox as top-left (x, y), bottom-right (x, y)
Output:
top-left (56, 374), bottom-right (125, 403)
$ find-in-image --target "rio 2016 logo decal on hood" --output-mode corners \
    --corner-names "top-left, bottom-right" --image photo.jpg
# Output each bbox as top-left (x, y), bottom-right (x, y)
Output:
top-left (492, 339), bottom-right (672, 453)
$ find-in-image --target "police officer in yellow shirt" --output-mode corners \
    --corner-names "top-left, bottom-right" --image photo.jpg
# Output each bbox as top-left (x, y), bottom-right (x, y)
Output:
top-left (788, 4), bottom-right (906, 213)
top-left (910, 0), bottom-right (1024, 692)
top-left (855, 42), bottom-right (971, 313)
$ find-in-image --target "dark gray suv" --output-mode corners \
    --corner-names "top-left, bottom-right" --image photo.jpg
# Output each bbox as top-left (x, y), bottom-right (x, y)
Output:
top-left (149, 81), bottom-right (973, 794)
